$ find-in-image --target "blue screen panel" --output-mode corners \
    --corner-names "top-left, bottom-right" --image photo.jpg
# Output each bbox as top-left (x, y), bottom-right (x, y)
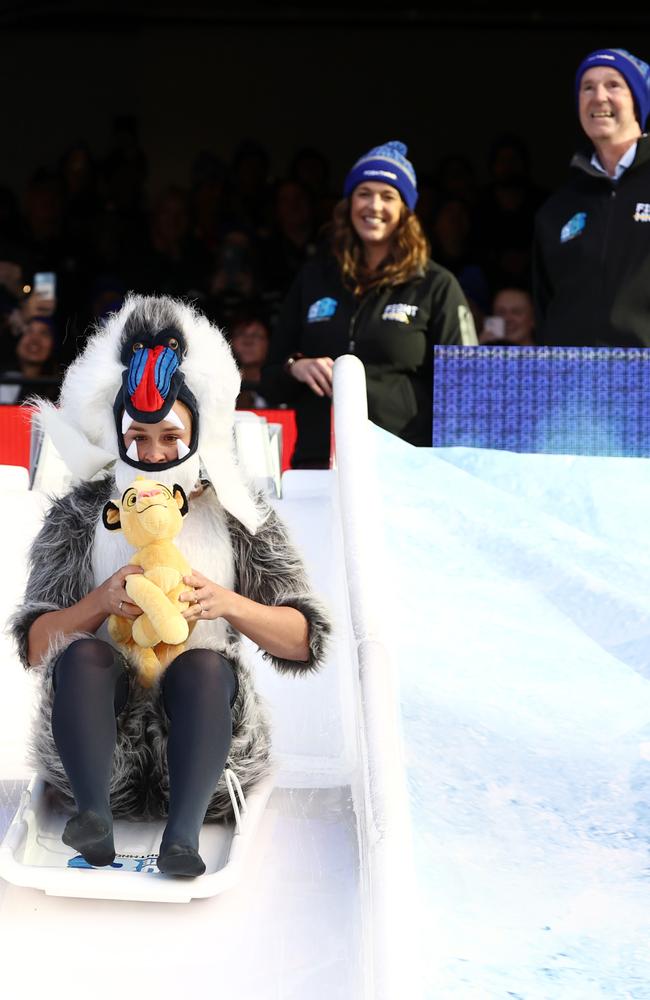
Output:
top-left (433, 346), bottom-right (650, 457)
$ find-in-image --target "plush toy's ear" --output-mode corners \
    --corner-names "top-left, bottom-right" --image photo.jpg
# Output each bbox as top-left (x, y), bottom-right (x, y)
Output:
top-left (173, 484), bottom-right (189, 517)
top-left (102, 500), bottom-right (122, 530)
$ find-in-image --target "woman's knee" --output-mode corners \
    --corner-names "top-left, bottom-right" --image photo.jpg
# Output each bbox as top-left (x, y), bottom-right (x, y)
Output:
top-left (54, 638), bottom-right (123, 685)
top-left (163, 649), bottom-right (237, 702)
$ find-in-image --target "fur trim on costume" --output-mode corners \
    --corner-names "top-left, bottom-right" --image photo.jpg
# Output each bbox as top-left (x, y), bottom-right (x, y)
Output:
top-left (8, 477), bottom-right (114, 669)
top-left (227, 503), bottom-right (332, 673)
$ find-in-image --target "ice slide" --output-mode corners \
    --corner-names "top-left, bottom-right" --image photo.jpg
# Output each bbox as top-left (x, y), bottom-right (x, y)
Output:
top-left (0, 356), bottom-right (420, 1000)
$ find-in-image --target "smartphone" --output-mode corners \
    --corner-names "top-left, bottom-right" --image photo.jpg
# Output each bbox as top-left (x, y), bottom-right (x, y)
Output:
top-left (33, 272), bottom-right (57, 299)
top-left (483, 315), bottom-right (506, 340)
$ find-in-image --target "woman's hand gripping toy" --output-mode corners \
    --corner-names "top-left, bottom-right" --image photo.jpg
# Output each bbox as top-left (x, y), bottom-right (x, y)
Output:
top-left (102, 477), bottom-right (196, 687)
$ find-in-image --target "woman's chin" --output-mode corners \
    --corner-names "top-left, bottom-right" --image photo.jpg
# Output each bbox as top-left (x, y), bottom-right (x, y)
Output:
top-left (114, 453), bottom-right (201, 494)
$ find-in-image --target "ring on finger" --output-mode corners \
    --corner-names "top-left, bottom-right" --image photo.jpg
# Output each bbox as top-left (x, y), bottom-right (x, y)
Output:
top-left (118, 600), bottom-right (124, 612)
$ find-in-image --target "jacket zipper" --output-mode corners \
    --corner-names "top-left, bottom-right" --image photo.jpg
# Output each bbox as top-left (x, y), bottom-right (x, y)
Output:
top-left (600, 185), bottom-right (616, 269)
top-left (348, 289), bottom-right (377, 354)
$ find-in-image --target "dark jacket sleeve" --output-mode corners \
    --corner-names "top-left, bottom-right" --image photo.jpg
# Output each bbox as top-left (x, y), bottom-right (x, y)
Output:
top-left (428, 269), bottom-right (478, 346)
top-left (7, 479), bottom-right (110, 669)
top-left (260, 270), bottom-right (306, 406)
top-left (532, 210), bottom-right (553, 343)
top-left (227, 500), bottom-right (332, 675)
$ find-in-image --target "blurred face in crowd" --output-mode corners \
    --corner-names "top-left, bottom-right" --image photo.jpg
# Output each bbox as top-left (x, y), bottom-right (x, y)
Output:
top-left (578, 67), bottom-right (641, 146)
top-left (230, 320), bottom-right (269, 368)
top-left (493, 289), bottom-right (536, 346)
top-left (491, 144), bottom-right (527, 183)
top-left (275, 181), bottom-right (312, 234)
top-left (62, 146), bottom-right (93, 194)
top-left (432, 198), bottom-right (471, 255)
top-left (152, 189), bottom-right (189, 246)
top-left (16, 320), bottom-right (55, 366)
top-left (122, 400), bottom-right (192, 465)
top-left (25, 178), bottom-right (63, 238)
top-left (0, 260), bottom-right (23, 299)
top-left (350, 182), bottom-right (402, 250)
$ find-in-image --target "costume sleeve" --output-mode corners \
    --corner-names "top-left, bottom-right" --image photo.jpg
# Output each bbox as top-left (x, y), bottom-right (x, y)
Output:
top-left (227, 502), bottom-right (332, 675)
top-left (8, 480), bottom-right (108, 669)
top-left (428, 270), bottom-right (478, 346)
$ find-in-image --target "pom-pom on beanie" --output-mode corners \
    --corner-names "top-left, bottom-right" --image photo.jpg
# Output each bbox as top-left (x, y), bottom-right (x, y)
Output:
top-left (343, 140), bottom-right (418, 210)
top-left (575, 48), bottom-right (650, 127)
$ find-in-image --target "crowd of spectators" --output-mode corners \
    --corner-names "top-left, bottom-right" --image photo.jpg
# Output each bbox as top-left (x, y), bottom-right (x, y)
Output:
top-left (0, 117), bottom-right (546, 406)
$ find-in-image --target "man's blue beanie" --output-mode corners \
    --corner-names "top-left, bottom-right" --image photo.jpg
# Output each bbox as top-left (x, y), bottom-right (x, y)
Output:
top-left (575, 48), bottom-right (650, 127)
top-left (343, 140), bottom-right (418, 210)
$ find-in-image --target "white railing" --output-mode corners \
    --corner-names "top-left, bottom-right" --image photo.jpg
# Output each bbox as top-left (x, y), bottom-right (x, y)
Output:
top-left (332, 355), bottom-right (422, 1000)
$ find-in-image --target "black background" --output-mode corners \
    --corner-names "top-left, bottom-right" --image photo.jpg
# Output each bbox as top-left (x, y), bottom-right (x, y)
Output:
top-left (3, 3), bottom-right (650, 198)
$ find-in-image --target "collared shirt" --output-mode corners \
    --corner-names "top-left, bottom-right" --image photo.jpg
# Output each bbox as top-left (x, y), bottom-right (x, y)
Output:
top-left (590, 142), bottom-right (638, 180)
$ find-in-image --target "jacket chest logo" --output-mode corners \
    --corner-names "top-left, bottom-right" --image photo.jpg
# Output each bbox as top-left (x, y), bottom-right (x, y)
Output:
top-left (560, 212), bottom-right (587, 242)
top-left (633, 203), bottom-right (650, 222)
top-left (307, 297), bottom-right (338, 322)
top-left (382, 303), bottom-right (419, 323)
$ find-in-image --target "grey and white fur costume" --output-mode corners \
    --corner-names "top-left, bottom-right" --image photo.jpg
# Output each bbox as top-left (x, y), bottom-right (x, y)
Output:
top-left (9, 295), bottom-right (331, 821)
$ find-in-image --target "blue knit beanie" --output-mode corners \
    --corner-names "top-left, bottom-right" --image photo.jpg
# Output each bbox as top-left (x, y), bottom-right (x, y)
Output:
top-left (343, 140), bottom-right (418, 210)
top-left (575, 48), bottom-right (650, 127)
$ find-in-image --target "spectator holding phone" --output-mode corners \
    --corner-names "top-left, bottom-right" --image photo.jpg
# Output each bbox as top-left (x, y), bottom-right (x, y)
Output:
top-left (479, 286), bottom-right (536, 345)
top-left (264, 141), bottom-right (477, 468)
top-left (533, 48), bottom-right (650, 346)
top-left (0, 315), bottom-right (62, 404)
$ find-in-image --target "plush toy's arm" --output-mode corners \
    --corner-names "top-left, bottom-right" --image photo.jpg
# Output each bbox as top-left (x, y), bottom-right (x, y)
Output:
top-left (144, 566), bottom-right (183, 592)
top-left (125, 575), bottom-right (188, 645)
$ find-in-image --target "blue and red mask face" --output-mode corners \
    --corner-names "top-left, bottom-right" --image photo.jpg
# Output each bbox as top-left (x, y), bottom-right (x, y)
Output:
top-left (112, 324), bottom-right (200, 472)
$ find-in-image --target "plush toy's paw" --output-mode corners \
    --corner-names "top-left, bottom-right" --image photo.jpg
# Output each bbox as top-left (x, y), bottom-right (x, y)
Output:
top-left (158, 614), bottom-right (189, 646)
top-left (132, 647), bottom-right (163, 688)
top-left (132, 614), bottom-right (161, 648)
top-left (107, 613), bottom-right (132, 643)
top-left (156, 642), bottom-right (184, 670)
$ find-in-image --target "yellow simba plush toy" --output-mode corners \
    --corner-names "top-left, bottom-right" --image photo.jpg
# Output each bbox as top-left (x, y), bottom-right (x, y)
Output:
top-left (102, 476), bottom-right (196, 687)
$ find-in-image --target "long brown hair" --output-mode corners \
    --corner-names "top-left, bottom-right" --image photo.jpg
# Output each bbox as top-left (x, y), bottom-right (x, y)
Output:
top-left (330, 196), bottom-right (430, 295)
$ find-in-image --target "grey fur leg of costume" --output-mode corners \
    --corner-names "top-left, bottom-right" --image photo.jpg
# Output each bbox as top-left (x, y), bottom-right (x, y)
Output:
top-left (158, 649), bottom-right (236, 877)
top-left (52, 638), bottom-right (129, 867)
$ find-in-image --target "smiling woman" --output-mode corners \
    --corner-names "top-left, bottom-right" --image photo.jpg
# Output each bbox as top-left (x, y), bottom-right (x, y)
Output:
top-left (263, 139), bottom-right (477, 468)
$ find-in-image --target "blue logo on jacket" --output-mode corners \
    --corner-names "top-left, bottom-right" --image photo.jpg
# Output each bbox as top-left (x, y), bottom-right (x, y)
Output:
top-left (308, 297), bottom-right (338, 322)
top-left (560, 212), bottom-right (587, 242)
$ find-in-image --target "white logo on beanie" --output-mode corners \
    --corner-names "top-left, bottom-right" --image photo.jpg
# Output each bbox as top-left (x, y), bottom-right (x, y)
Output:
top-left (363, 169), bottom-right (398, 181)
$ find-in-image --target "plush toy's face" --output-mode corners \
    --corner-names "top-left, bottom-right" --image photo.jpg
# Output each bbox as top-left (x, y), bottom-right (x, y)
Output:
top-left (103, 477), bottom-right (189, 545)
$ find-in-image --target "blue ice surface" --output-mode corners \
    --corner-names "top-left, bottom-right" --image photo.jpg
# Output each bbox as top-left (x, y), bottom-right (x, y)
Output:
top-left (372, 424), bottom-right (650, 999)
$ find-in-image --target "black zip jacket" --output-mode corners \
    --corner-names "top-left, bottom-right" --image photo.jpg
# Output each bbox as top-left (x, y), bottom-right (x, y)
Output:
top-left (533, 135), bottom-right (650, 347)
top-left (263, 253), bottom-right (476, 466)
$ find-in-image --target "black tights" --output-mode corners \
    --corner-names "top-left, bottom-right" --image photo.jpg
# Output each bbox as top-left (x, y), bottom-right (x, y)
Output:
top-left (52, 639), bottom-right (236, 862)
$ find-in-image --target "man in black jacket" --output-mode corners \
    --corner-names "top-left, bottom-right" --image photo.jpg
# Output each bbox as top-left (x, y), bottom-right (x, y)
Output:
top-left (533, 48), bottom-right (650, 347)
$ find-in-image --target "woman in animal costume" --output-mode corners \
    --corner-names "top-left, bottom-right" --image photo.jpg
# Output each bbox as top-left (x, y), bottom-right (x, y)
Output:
top-left (10, 294), bottom-right (331, 877)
